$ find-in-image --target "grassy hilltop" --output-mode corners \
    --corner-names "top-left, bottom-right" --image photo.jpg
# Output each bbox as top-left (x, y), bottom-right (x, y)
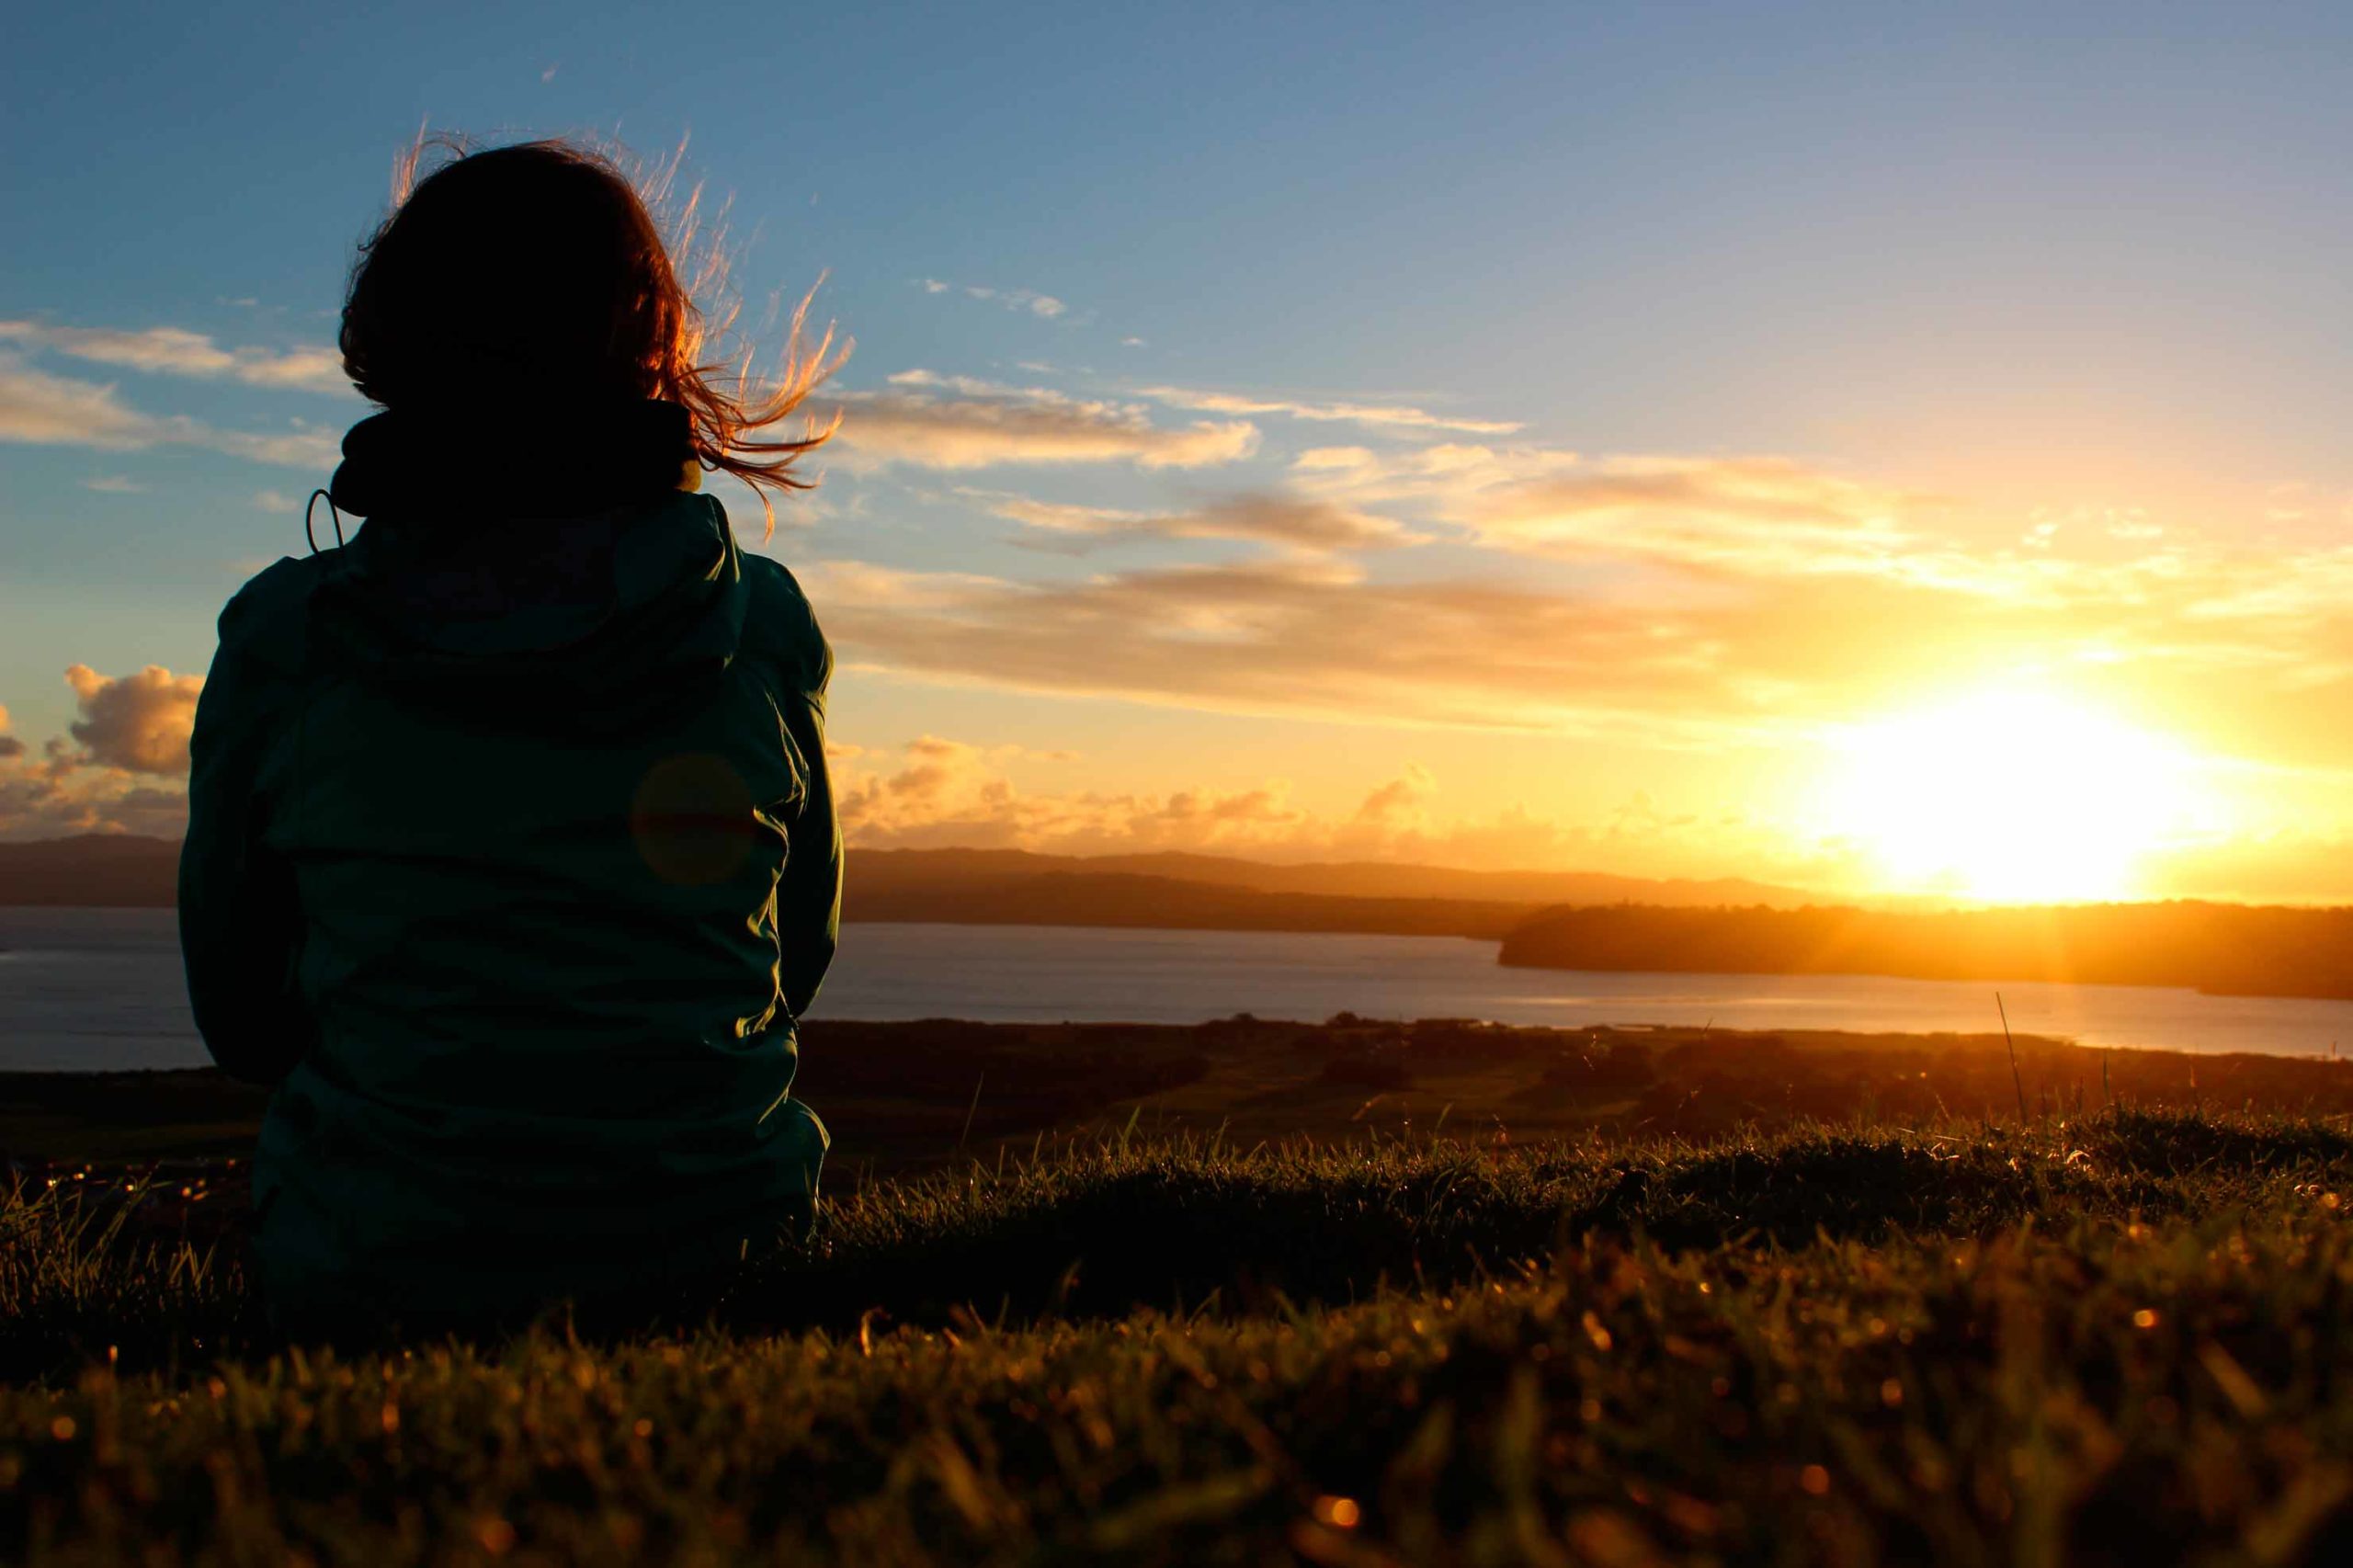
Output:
top-left (7, 1021), bottom-right (2353, 1562)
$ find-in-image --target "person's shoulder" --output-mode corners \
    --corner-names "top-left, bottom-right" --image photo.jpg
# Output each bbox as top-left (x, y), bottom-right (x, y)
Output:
top-left (217, 552), bottom-right (335, 673)
top-left (738, 549), bottom-right (833, 693)
top-left (740, 548), bottom-right (821, 626)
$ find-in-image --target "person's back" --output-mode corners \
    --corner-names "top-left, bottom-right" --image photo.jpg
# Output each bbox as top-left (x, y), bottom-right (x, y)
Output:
top-left (176, 140), bottom-right (845, 1331)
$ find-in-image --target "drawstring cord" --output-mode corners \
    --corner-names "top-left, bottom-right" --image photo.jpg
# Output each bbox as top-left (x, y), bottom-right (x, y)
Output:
top-left (303, 488), bottom-right (346, 553)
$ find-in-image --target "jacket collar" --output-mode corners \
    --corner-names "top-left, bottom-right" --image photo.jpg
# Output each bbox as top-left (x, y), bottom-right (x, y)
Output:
top-left (327, 399), bottom-right (698, 519)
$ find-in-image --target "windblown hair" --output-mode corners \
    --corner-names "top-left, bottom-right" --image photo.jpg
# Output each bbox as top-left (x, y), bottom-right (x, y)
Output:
top-left (339, 135), bottom-right (844, 531)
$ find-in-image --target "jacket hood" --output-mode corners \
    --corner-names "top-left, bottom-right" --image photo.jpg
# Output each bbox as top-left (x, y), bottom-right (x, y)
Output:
top-left (309, 492), bottom-right (750, 735)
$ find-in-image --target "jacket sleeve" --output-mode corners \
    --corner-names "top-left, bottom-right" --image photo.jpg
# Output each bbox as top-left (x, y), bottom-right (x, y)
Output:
top-left (178, 578), bottom-right (314, 1085)
top-left (776, 631), bottom-right (843, 1021)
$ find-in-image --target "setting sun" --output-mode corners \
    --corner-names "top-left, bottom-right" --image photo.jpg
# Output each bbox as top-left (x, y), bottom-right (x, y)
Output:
top-left (1818, 688), bottom-right (2210, 903)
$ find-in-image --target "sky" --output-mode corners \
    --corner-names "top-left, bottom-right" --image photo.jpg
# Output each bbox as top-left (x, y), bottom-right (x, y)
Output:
top-left (7, 2), bottom-right (2353, 902)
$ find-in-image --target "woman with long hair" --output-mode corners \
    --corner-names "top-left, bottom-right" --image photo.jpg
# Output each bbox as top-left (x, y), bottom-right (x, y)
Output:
top-left (177, 138), bottom-right (845, 1335)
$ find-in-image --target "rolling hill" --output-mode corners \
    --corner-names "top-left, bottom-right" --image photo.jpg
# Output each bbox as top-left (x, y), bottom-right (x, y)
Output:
top-left (0, 837), bottom-right (1813, 940)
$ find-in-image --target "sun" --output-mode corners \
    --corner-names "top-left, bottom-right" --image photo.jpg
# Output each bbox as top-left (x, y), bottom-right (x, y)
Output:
top-left (1817, 687), bottom-right (2206, 903)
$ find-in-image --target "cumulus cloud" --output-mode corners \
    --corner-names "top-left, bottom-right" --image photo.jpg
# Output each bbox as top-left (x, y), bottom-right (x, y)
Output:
top-left (833, 734), bottom-right (1380, 856)
top-left (0, 673), bottom-right (204, 841)
top-left (1352, 763), bottom-right (1436, 829)
top-left (1140, 384), bottom-right (1524, 437)
top-left (63, 665), bottom-right (204, 776)
top-left (960, 486), bottom-right (1418, 553)
top-left (0, 768), bottom-right (188, 840)
top-left (0, 319), bottom-right (350, 395)
top-left (0, 665), bottom-right (207, 838)
top-left (819, 372), bottom-right (1257, 472)
top-left (0, 352), bottom-right (342, 468)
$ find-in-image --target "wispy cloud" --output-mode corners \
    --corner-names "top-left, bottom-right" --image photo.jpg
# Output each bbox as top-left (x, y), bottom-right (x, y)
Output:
top-left (0, 319), bottom-right (351, 396)
top-left (1284, 441), bottom-right (1977, 585)
top-left (820, 371), bottom-right (1256, 472)
top-left (1141, 384), bottom-right (1524, 437)
top-left (0, 352), bottom-right (156, 447)
top-left (959, 486), bottom-right (1418, 553)
top-left (916, 278), bottom-right (1068, 319)
top-left (797, 553), bottom-right (1785, 742)
top-left (1469, 456), bottom-right (1931, 577)
top-left (793, 508), bottom-right (2353, 788)
top-left (0, 352), bottom-right (341, 469)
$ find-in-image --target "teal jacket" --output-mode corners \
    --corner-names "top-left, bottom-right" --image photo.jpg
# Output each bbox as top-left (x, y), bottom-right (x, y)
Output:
top-left (178, 491), bottom-right (839, 1323)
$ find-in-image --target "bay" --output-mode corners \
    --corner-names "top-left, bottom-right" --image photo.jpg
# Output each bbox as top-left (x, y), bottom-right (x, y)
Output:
top-left (4, 908), bottom-right (2350, 1072)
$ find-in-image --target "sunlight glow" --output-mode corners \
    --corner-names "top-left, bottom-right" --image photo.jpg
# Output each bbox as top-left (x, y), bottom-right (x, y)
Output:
top-left (1820, 687), bottom-right (2210, 903)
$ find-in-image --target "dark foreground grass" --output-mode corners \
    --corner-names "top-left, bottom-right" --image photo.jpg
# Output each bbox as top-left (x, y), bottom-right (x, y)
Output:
top-left (6, 1111), bottom-right (2353, 1563)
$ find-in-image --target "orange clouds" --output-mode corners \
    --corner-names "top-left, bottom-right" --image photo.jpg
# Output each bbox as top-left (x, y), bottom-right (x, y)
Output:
top-left (801, 554), bottom-right (1834, 741)
top-left (1285, 441), bottom-right (1945, 579)
top-left (826, 736), bottom-right (1852, 883)
top-left (63, 665), bottom-right (205, 776)
top-left (832, 737), bottom-right (1429, 859)
top-left (0, 666), bottom-right (205, 840)
top-left (1468, 457), bottom-right (1927, 575)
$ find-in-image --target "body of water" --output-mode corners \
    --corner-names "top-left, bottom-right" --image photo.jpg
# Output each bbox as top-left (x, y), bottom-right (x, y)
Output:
top-left (5, 908), bottom-right (2351, 1072)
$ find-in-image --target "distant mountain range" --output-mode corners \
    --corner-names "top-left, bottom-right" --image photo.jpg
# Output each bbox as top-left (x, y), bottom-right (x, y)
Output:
top-left (848, 848), bottom-right (1818, 911)
top-left (0, 836), bottom-right (190, 909)
top-left (17, 835), bottom-right (2353, 1001)
top-left (0, 835), bottom-right (1820, 937)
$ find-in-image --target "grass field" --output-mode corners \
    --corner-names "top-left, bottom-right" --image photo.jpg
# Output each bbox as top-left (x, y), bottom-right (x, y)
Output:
top-left (7, 1023), bottom-right (2353, 1562)
top-left (8, 1111), bottom-right (2353, 1562)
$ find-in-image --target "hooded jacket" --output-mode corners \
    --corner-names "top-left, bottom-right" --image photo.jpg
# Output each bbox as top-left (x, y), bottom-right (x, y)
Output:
top-left (178, 437), bottom-right (839, 1324)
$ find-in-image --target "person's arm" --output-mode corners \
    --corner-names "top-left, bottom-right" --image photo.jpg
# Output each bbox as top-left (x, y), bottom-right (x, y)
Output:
top-left (178, 580), bottom-right (313, 1085)
top-left (775, 637), bottom-right (842, 1021)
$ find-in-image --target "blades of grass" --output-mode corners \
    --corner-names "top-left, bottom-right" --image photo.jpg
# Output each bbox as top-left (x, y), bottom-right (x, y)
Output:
top-left (958, 1071), bottom-right (986, 1152)
top-left (1997, 993), bottom-right (2029, 1123)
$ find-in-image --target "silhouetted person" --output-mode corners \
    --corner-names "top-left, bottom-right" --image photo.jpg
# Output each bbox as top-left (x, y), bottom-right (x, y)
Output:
top-left (177, 140), bottom-right (843, 1335)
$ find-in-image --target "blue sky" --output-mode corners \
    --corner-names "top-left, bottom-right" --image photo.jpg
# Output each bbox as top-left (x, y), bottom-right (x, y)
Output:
top-left (9, 3), bottom-right (2353, 897)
